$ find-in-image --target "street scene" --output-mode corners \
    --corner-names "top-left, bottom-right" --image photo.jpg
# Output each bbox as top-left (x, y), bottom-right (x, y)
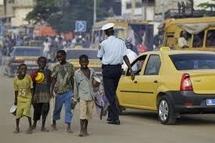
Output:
top-left (0, 0), bottom-right (215, 143)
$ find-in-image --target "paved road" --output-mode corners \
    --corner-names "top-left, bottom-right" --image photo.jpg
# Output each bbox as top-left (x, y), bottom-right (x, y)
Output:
top-left (0, 75), bottom-right (215, 143)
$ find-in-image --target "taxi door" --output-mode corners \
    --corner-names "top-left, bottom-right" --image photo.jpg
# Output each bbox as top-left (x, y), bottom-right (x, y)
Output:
top-left (138, 54), bottom-right (161, 110)
top-left (117, 55), bottom-right (147, 108)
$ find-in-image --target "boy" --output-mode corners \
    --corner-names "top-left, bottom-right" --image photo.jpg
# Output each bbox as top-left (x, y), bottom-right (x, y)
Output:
top-left (32, 57), bottom-right (52, 131)
top-left (74, 54), bottom-right (99, 137)
top-left (13, 64), bottom-right (33, 134)
top-left (50, 50), bottom-right (74, 133)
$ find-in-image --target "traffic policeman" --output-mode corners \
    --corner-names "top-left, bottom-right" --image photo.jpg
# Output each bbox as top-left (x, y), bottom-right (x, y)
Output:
top-left (97, 23), bottom-right (133, 125)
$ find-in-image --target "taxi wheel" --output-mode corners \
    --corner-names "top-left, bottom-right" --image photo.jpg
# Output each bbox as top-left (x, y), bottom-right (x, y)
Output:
top-left (158, 96), bottom-right (176, 125)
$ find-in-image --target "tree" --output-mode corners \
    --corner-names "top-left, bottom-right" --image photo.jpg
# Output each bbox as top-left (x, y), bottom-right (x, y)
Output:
top-left (26, 0), bottom-right (111, 33)
top-left (198, 0), bottom-right (215, 12)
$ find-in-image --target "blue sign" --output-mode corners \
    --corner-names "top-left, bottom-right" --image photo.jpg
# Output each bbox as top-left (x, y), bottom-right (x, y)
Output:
top-left (75, 20), bottom-right (87, 32)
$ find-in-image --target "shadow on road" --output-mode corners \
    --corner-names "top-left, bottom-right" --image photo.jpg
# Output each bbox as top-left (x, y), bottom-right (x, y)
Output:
top-left (120, 110), bottom-right (215, 125)
top-left (120, 110), bottom-right (158, 122)
top-left (177, 115), bottom-right (215, 125)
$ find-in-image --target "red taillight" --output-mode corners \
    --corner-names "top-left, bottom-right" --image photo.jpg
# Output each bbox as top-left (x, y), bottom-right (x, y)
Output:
top-left (180, 73), bottom-right (193, 91)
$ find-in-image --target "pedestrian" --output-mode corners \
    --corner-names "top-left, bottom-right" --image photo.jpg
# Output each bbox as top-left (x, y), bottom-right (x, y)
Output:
top-left (97, 23), bottom-right (134, 125)
top-left (43, 38), bottom-right (51, 58)
top-left (32, 57), bottom-right (52, 132)
top-left (178, 31), bottom-right (189, 49)
top-left (13, 64), bottom-right (33, 134)
top-left (50, 50), bottom-right (74, 133)
top-left (74, 54), bottom-right (99, 137)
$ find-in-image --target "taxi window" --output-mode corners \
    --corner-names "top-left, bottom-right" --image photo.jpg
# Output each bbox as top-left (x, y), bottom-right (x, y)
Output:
top-left (126, 55), bottom-right (147, 76)
top-left (206, 30), bottom-right (215, 47)
top-left (144, 55), bottom-right (161, 75)
top-left (193, 31), bottom-right (204, 48)
top-left (170, 54), bottom-right (215, 70)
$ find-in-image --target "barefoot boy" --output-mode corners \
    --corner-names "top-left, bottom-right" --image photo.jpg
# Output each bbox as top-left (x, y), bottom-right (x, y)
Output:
top-left (32, 57), bottom-right (52, 131)
top-left (13, 64), bottom-right (33, 134)
top-left (74, 54), bottom-right (99, 137)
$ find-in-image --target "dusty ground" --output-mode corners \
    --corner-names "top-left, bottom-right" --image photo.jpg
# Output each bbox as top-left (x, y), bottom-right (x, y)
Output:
top-left (1, 75), bottom-right (215, 143)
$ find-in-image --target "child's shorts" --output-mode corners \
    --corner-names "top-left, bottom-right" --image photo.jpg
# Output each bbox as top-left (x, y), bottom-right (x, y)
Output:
top-left (16, 101), bottom-right (31, 118)
top-left (80, 100), bottom-right (94, 120)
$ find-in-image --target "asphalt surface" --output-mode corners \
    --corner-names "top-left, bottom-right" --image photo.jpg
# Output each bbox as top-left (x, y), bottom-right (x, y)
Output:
top-left (0, 74), bottom-right (215, 143)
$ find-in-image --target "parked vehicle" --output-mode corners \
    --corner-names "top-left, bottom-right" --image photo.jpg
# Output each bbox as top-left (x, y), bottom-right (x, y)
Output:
top-left (66, 48), bottom-right (101, 73)
top-left (91, 17), bottom-right (155, 53)
top-left (4, 46), bottom-right (43, 77)
top-left (117, 47), bottom-right (215, 124)
top-left (163, 16), bottom-right (215, 50)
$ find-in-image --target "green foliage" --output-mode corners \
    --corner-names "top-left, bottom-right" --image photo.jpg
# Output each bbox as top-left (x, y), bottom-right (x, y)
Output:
top-left (26, 0), bottom-right (111, 33)
top-left (198, 0), bottom-right (215, 11)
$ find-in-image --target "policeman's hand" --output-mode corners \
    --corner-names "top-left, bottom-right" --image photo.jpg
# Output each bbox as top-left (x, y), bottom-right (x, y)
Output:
top-left (130, 69), bottom-right (135, 81)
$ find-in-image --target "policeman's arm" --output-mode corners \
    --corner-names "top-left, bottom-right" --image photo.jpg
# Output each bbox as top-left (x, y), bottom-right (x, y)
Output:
top-left (123, 55), bottom-right (132, 71)
top-left (123, 55), bottom-right (135, 80)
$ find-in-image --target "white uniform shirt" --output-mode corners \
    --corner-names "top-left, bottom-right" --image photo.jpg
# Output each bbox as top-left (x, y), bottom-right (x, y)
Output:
top-left (97, 36), bottom-right (127, 65)
top-left (122, 49), bottom-right (138, 71)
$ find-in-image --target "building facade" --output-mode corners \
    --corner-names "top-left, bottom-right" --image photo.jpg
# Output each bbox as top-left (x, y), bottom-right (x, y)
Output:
top-left (0, 0), bottom-right (35, 27)
top-left (121, 0), bottom-right (195, 21)
top-left (11, 0), bottom-right (35, 26)
top-left (121, 0), bottom-right (155, 20)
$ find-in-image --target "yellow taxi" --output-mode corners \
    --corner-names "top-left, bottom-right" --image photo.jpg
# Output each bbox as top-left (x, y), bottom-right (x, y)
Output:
top-left (117, 47), bottom-right (215, 124)
top-left (65, 48), bottom-right (101, 73)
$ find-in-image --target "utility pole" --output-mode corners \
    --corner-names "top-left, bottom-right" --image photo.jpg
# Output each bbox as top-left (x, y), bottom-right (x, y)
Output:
top-left (93, 0), bottom-right (97, 25)
top-left (143, 0), bottom-right (148, 20)
top-left (161, 0), bottom-right (165, 21)
top-left (3, 0), bottom-right (7, 17)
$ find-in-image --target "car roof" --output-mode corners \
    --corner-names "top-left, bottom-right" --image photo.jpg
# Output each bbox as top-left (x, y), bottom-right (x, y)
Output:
top-left (139, 48), bottom-right (215, 56)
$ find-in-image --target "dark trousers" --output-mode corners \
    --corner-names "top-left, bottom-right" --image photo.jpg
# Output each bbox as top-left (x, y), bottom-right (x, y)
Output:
top-left (102, 64), bottom-right (122, 121)
top-left (33, 103), bottom-right (50, 121)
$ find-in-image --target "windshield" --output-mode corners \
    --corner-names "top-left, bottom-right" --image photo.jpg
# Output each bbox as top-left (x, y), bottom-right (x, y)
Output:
top-left (66, 50), bottom-right (98, 59)
top-left (170, 54), bottom-right (215, 70)
top-left (13, 48), bottom-right (42, 57)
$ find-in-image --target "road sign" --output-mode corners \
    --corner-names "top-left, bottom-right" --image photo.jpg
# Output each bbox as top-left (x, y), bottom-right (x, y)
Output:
top-left (75, 20), bottom-right (87, 32)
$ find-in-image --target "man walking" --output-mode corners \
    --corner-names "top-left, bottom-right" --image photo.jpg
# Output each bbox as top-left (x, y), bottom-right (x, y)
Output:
top-left (97, 23), bottom-right (133, 125)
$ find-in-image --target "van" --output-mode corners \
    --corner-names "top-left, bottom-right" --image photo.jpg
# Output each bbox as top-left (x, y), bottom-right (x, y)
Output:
top-left (163, 16), bottom-right (215, 51)
top-left (91, 17), bottom-right (155, 53)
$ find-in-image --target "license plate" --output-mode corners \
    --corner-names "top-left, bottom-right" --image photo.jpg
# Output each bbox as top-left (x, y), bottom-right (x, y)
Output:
top-left (206, 99), bottom-right (215, 106)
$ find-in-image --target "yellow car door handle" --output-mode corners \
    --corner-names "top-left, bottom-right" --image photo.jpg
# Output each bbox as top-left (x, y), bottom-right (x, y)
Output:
top-left (153, 80), bottom-right (158, 83)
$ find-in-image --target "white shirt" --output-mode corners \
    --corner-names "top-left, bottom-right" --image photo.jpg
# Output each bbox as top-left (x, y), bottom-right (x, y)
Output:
top-left (178, 37), bottom-right (188, 48)
top-left (43, 42), bottom-right (51, 52)
top-left (97, 36), bottom-right (127, 65)
top-left (122, 49), bottom-right (138, 71)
